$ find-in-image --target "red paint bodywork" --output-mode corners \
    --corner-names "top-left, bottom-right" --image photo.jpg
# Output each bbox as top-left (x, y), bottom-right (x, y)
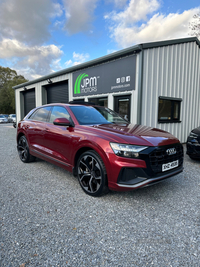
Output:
top-left (17, 103), bottom-right (181, 191)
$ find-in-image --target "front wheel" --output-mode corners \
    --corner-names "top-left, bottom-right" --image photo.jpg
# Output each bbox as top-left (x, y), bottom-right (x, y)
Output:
top-left (76, 150), bottom-right (108, 197)
top-left (17, 135), bottom-right (35, 163)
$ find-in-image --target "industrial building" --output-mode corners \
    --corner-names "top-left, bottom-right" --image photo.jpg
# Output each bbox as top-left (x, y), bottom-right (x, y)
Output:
top-left (13, 37), bottom-right (200, 142)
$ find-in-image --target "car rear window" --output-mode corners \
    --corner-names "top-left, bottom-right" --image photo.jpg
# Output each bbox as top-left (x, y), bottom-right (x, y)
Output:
top-left (29, 107), bottom-right (51, 122)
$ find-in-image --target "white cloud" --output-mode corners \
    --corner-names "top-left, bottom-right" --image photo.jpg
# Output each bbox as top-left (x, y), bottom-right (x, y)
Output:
top-left (105, 0), bottom-right (129, 8)
top-left (0, 0), bottom-right (62, 45)
top-left (107, 49), bottom-right (117, 54)
top-left (62, 0), bottom-right (98, 34)
top-left (0, 39), bottom-right (63, 80)
top-left (105, 0), bottom-right (160, 24)
top-left (73, 52), bottom-right (90, 65)
top-left (64, 52), bottom-right (90, 67)
top-left (51, 2), bottom-right (63, 18)
top-left (0, 0), bottom-right (64, 79)
top-left (105, 0), bottom-right (200, 48)
top-left (73, 52), bottom-right (90, 62)
top-left (113, 9), bottom-right (200, 47)
top-left (65, 59), bottom-right (73, 66)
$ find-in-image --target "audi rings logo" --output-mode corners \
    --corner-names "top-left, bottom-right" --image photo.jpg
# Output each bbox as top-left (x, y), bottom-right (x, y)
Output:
top-left (166, 148), bottom-right (177, 155)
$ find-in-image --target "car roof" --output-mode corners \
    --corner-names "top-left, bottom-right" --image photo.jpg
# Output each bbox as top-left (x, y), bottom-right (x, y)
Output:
top-left (38, 102), bottom-right (101, 109)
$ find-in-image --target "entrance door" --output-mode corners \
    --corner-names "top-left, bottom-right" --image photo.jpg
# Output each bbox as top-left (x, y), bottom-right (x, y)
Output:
top-left (114, 95), bottom-right (131, 121)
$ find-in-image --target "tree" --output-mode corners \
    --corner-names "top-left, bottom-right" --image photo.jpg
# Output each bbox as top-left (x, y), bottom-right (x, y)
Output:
top-left (0, 67), bottom-right (28, 114)
top-left (189, 13), bottom-right (200, 39)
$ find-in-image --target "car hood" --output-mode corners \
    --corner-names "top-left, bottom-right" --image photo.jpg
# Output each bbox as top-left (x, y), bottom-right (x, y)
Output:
top-left (90, 123), bottom-right (180, 147)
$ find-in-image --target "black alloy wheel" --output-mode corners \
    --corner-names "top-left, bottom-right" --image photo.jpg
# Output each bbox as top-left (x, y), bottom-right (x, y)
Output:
top-left (77, 150), bottom-right (108, 197)
top-left (17, 135), bottom-right (35, 163)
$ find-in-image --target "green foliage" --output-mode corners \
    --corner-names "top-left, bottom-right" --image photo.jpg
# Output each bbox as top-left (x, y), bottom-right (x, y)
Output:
top-left (0, 66), bottom-right (28, 114)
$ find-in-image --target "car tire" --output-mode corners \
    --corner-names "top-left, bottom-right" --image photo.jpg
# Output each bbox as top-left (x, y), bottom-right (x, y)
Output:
top-left (77, 150), bottom-right (109, 197)
top-left (17, 135), bottom-right (35, 163)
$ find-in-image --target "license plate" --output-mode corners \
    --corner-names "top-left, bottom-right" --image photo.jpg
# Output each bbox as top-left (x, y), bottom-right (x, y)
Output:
top-left (162, 160), bottom-right (179, 172)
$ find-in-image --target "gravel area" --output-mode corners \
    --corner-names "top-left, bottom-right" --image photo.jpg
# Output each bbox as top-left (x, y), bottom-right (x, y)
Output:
top-left (0, 124), bottom-right (200, 267)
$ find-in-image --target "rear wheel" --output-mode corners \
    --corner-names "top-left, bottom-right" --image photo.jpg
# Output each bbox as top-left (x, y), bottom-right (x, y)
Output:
top-left (77, 150), bottom-right (108, 197)
top-left (17, 135), bottom-right (35, 163)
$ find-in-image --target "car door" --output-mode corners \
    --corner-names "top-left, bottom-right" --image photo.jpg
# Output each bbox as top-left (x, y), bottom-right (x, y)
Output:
top-left (43, 105), bottom-right (74, 167)
top-left (26, 106), bottom-right (51, 154)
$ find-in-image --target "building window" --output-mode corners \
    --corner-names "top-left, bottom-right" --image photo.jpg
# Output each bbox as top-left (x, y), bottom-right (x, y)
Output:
top-left (158, 97), bottom-right (182, 123)
top-left (89, 97), bottom-right (108, 107)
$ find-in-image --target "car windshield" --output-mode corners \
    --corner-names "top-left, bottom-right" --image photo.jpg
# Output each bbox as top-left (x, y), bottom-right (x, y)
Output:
top-left (0, 115), bottom-right (5, 118)
top-left (70, 105), bottom-right (128, 125)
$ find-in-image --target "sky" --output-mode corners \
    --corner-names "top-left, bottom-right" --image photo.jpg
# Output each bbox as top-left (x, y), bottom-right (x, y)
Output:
top-left (0, 0), bottom-right (199, 81)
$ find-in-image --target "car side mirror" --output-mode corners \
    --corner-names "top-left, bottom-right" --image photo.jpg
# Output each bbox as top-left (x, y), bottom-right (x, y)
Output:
top-left (53, 118), bottom-right (74, 127)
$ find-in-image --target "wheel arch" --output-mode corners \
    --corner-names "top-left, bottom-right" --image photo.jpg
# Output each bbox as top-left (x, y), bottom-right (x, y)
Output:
top-left (17, 132), bottom-right (25, 143)
top-left (73, 144), bottom-right (109, 177)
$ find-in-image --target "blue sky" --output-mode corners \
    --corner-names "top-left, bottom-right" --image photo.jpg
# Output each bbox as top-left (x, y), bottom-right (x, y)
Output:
top-left (0, 0), bottom-right (199, 80)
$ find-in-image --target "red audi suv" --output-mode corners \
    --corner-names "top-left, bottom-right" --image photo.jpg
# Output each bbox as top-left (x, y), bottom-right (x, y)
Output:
top-left (17, 102), bottom-right (183, 196)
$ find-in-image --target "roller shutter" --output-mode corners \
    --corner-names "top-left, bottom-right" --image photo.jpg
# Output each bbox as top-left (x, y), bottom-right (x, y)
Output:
top-left (47, 81), bottom-right (68, 104)
top-left (23, 89), bottom-right (36, 116)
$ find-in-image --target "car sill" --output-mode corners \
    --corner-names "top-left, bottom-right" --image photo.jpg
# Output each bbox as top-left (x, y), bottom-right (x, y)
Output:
top-left (31, 149), bottom-right (70, 168)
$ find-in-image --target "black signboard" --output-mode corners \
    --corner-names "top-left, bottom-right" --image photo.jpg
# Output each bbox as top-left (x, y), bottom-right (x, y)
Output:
top-left (73, 55), bottom-right (136, 97)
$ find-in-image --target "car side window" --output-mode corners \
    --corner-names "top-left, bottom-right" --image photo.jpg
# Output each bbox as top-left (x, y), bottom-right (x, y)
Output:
top-left (29, 107), bottom-right (51, 122)
top-left (49, 106), bottom-right (71, 123)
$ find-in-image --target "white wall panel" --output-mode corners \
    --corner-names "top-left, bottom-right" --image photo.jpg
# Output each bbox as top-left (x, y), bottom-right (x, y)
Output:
top-left (141, 41), bottom-right (200, 142)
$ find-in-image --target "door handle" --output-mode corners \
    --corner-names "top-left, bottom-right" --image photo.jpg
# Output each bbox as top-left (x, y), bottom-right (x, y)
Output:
top-left (45, 128), bottom-right (50, 132)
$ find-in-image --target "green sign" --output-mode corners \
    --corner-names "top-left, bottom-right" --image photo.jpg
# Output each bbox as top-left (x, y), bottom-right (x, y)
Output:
top-left (74, 73), bottom-right (88, 94)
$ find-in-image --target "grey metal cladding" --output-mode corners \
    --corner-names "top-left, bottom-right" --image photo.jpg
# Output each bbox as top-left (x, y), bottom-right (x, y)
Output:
top-left (141, 40), bottom-right (200, 143)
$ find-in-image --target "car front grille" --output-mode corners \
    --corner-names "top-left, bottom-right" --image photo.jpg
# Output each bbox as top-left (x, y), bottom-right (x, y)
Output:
top-left (149, 143), bottom-right (184, 174)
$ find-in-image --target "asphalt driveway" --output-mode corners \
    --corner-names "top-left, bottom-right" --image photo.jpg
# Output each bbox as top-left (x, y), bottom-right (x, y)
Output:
top-left (0, 124), bottom-right (199, 266)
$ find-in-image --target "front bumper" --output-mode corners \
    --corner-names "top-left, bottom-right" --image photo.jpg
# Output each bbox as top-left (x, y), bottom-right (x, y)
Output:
top-left (117, 165), bottom-right (183, 189)
top-left (107, 143), bottom-right (184, 191)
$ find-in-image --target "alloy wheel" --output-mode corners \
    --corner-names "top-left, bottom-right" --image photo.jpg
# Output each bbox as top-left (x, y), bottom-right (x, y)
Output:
top-left (78, 154), bottom-right (103, 194)
top-left (18, 136), bottom-right (29, 162)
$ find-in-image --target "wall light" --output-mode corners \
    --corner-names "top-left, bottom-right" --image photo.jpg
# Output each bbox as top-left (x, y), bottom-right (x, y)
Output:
top-left (47, 78), bottom-right (52, 84)
top-left (24, 87), bottom-right (27, 91)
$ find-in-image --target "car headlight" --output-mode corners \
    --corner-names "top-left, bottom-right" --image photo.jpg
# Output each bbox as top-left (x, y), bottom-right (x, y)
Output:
top-left (110, 143), bottom-right (148, 158)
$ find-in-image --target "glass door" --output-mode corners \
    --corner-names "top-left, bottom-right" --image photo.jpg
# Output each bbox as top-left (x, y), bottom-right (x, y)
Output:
top-left (114, 95), bottom-right (131, 121)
